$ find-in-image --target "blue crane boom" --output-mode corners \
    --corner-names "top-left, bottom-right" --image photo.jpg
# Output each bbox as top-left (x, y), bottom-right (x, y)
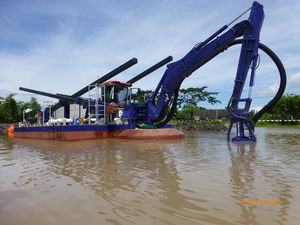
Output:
top-left (122, 1), bottom-right (286, 142)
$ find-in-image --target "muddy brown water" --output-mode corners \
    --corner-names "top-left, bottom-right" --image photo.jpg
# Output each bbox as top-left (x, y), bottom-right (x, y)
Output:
top-left (0, 127), bottom-right (300, 225)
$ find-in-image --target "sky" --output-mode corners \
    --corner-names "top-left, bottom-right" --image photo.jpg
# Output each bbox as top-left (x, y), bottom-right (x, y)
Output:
top-left (0, 0), bottom-right (300, 110)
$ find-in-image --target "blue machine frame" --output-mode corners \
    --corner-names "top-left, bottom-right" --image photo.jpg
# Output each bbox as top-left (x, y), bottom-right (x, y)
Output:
top-left (122, 1), bottom-right (286, 142)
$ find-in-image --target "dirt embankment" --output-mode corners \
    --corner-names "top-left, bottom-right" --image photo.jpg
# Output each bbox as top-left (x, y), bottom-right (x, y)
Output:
top-left (173, 122), bottom-right (227, 131)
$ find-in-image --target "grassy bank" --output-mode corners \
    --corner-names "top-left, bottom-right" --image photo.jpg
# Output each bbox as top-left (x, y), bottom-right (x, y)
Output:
top-left (255, 121), bottom-right (300, 128)
top-left (170, 120), bottom-right (227, 131)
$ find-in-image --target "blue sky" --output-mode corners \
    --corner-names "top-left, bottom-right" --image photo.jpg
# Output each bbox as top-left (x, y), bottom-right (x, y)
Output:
top-left (0, 0), bottom-right (300, 109)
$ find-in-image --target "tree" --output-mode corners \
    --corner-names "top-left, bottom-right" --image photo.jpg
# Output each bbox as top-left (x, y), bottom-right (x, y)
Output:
top-left (177, 86), bottom-right (220, 108)
top-left (0, 103), bottom-right (7, 122)
top-left (0, 94), bottom-right (19, 123)
top-left (265, 94), bottom-right (300, 120)
top-left (0, 94), bottom-right (42, 123)
top-left (181, 105), bottom-right (205, 120)
top-left (17, 97), bottom-right (41, 123)
top-left (130, 90), bottom-right (153, 103)
top-left (176, 86), bottom-right (220, 119)
top-left (28, 97), bottom-right (41, 118)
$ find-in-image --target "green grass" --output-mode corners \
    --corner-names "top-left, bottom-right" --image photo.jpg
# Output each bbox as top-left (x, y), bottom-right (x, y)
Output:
top-left (255, 121), bottom-right (300, 128)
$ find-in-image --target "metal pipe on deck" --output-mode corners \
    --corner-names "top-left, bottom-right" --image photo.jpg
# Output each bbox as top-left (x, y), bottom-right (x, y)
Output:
top-left (127, 56), bottom-right (173, 84)
top-left (72, 58), bottom-right (138, 97)
top-left (19, 87), bottom-right (89, 104)
top-left (19, 87), bottom-right (74, 101)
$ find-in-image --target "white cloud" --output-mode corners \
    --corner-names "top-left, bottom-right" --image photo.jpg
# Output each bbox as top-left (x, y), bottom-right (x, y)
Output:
top-left (251, 106), bottom-right (262, 112)
top-left (256, 83), bottom-right (279, 96)
top-left (289, 72), bottom-right (300, 87)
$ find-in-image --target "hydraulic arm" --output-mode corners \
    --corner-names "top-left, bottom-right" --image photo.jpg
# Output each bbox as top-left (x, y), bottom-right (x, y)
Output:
top-left (122, 1), bottom-right (286, 142)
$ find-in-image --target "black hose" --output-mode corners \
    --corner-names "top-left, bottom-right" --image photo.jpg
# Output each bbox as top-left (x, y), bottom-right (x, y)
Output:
top-left (148, 40), bottom-right (286, 128)
top-left (228, 39), bottom-right (287, 124)
top-left (156, 85), bottom-right (180, 128)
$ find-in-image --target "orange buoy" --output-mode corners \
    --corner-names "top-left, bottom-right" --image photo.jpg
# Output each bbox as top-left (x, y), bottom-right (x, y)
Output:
top-left (116, 128), bottom-right (184, 140)
top-left (7, 125), bottom-right (14, 137)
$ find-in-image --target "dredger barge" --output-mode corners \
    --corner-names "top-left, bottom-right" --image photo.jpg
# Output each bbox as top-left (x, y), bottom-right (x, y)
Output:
top-left (14, 57), bottom-right (184, 141)
top-left (13, 2), bottom-right (286, 142)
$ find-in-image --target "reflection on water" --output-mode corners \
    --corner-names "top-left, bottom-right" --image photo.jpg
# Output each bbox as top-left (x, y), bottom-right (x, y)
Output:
top-left (0, 127), bottom-right (300, 225)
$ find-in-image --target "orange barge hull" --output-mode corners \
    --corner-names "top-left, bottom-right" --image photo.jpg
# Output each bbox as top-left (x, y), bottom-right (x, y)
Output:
top-left (14, 125), bottom-right (184, 141)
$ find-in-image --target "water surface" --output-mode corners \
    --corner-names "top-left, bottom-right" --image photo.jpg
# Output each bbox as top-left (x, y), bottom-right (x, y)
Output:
top-left (0, 127), bottom-right (300, 225)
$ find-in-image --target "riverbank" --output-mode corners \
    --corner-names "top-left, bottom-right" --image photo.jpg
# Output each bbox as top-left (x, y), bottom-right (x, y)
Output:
top-left (171, 120), bottom-right (300, 131)
top-left (171, 121), bottom-right (227, 131)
